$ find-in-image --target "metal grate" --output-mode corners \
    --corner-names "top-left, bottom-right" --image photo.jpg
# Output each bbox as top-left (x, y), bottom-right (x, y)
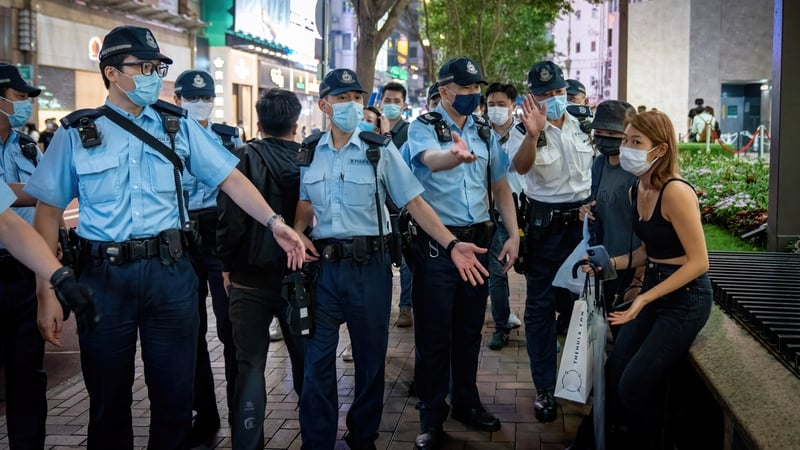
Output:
top-left (707, 251), bottom-right (800, 379)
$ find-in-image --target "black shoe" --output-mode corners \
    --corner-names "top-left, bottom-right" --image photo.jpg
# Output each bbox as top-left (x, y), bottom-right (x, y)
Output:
top-left (534, 391), bottom-right (557, 423)
top-left (187, 414), bottom-right (220, 448)
top-left (414, 427), bottom-right (442, 450)
top-left (451, 407), bottom-right (501, 432)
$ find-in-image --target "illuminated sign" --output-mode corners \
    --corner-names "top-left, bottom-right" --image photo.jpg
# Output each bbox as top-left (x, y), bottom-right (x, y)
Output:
top-left (234, 0), bottom-right (319, 66)
top-left (88, 36), bottom-right (103, 62)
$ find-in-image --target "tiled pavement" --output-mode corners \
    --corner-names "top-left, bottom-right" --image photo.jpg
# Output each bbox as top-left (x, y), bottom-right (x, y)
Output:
top-left (0, 271), bottom-right (588, 449)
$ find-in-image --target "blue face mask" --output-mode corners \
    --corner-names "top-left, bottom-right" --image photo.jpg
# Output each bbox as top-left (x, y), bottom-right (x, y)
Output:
top-left (328, 100), bottom-right (363, 133)
top-left (382, 103), bottom-right (402, 120)
top-left (0, 97), bottom-right (33, 128)
top-left (117, 70), bottom-right (163, 107)
top-left (544, 94), bottom-right (568, 120)
top-left (358, 120), bottom-right (376, 132)
top-left (447, 91), bottom-right (482, 116)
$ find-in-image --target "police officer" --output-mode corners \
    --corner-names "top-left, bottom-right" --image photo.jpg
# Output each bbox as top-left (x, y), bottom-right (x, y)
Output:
top-left (25, 26), bottom-right (304, 449)
top-left (173, 69), bottom-right (243, 445)
top-left (566, 79), bottom-right (588, 106)
top-left (507, 61), bottom-right (594, 423)
top-left (0, 62), bottom-right (49, 449)
top-left (405, 58), bottom-right (519, 449)
top-left (294, 68), bottom-right (488, 449)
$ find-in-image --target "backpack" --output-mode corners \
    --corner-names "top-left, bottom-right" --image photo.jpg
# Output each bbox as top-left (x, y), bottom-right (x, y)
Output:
top-left (697, 119), bottom-right (715, 143)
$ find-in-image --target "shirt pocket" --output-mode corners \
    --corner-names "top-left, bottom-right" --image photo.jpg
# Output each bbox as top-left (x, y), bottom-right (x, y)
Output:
top-left (145, 148), bottom-right (179, 196)
top-left (12, 154), bottom-right (37, 181)
top-left (303, 169), bottom-right (327, 207)
top-left (533, 145), bottom-right (563, 188)
top-left (343, 171), bottom-right (374, 207)
top-left (75, 155), bottom-right (120, 205)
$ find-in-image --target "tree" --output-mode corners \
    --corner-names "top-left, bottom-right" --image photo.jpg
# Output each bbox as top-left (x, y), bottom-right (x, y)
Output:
top-left (353, 0), bottom-right (412, 94)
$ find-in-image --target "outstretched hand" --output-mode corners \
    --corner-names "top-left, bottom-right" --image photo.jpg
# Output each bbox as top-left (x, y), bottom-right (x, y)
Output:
top-left (449, 133), bottom-right (477, 163)
top-left (450, 242), bottom-right (489, 286)
top-left (272, 221), bottom-right (306, 270)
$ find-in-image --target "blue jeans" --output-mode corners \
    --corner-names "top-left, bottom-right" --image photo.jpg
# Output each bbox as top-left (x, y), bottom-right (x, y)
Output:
top-left (229, 282), bottom-right (305, 450)
top-left (488, 224), bottom-right (511, 331)
top-left (78, 255), bottom-right (199, 450)
top-left (399, 256), bottom-right (413, 309)
top-left (0, 263), bottom-right (46, 449)
top-left (606, 262), bottom-right (712, 448)
top-left (524, 221), bottom-right (583, 393)
top-left (192, 251), bottom-right (236, 420)
top-left (410, 235), bottom-right (489, 429)
top-left (299, 254), bottom-right (392, 449)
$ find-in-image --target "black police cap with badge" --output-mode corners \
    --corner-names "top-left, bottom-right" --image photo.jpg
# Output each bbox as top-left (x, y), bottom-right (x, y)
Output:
top-left (527, 61), bottom-right (566, 96)
top-left (437, 57), bottom-right (488, 87)
top-left (174, 70), bottom-right (215, 98)
top-left (98, 25), bottom-right (173, 64)
top-left (0, 63), bottom-right (42, 97)
top-left (427, 82), bottom-right (441, 101)
top-left (319, 68), bottom-right (367, 97)
top-left (566, 79), bottom-right (586, 97)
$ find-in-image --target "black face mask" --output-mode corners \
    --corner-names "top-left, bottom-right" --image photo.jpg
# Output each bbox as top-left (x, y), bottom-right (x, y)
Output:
top-left (594, 136), bottom-right (623, 156)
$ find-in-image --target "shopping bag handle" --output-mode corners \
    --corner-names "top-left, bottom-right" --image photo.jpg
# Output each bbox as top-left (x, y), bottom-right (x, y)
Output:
top-left (572, 259), bottom-right (598, 278)
top-left (572, 260), bottom-right (603, 312)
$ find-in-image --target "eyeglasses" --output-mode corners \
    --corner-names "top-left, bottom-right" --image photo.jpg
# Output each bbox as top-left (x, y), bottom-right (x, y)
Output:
top-left (183, 96), bottom-right (214, 103)
top-left (116, 61), bottom-right (169, 78)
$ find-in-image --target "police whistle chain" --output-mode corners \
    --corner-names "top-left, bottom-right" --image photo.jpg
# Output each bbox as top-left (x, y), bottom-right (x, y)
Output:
top-left (50, 266), bottom-right (100, 334)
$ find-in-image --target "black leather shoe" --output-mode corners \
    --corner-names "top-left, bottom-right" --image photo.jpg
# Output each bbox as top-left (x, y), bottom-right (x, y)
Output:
top-left (534, 391), bottom-right (557, 423)
top-left (187, 414), bottom-right (220, 448)
top-left (451, 407), bottom-right (501, 432)
top-left (414, 427), bottom-right (442, 450)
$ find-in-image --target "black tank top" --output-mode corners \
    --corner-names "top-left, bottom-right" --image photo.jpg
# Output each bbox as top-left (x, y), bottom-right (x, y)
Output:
top-left (632, 178), bottom-right (694, 259)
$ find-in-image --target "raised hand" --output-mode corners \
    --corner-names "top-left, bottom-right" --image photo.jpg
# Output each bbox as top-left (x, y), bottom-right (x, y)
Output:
top-left (519, 93), bottom-right (547, 135)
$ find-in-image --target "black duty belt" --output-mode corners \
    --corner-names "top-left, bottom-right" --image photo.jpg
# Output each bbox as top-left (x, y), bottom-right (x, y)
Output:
top-left (529, 198), bottom-right (588, 228)
top-left (315, 236), bottom-right (390, 263)
top-left (79, 229), bottom-right (187, 265)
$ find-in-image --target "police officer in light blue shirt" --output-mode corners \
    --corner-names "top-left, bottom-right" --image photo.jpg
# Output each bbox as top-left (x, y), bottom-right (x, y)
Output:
top-left (24, 25), bottom-right (304, 450)
top-left (293, 68), bottom-right (488, 450)
top-left (173, 69), bottom-right (243, 445)
top-left (405, 57), bottom-right (519, 449)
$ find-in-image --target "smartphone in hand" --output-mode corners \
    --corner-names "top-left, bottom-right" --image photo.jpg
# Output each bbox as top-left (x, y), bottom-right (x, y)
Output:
top-left (587, 245), bottom-right (617, 281)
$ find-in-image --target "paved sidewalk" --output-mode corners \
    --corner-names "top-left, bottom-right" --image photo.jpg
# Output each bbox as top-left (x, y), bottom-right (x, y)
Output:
top-left (0, 271), bottom-right (587, 449)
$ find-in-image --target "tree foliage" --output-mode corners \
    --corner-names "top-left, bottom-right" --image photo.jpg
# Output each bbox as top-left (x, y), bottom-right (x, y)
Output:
top-left (420, 0), bottom-right (578, 91)
top-left (353, 0), bottom-right (411, 94)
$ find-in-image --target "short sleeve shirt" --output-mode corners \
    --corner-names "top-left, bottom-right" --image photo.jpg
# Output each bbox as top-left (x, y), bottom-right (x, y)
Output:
top-left (406, 104), bottom-right (509, 226)
top-left (0, 181), bottom-right (16, 214)
top-left (1, 130), bottom-right (42, 224)
top-left (183, 121), bottom-right (244, 211)
top-left (299, 132), bottom-right (424, 240)
top-left (25, 100), bottom-right (239, 242)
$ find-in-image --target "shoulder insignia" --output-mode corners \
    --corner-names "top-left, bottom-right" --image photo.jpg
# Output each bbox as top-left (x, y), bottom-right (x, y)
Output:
top-left (152, 99), bottom-right (188, 118)
top-left (566, 104), bottom-right (593, 119)
top-left (417, 112), bottom-right (443, 125)
top-left (471, 113), bottom-right (489, 127)
top-left (60, 108), bottom-right (103, 129)
top-left (211, 123), bottom-right (239, 138)
top-left (359, 131), bottom-right (391, 147)
top-left (514, 122), bottom-right (527, 135)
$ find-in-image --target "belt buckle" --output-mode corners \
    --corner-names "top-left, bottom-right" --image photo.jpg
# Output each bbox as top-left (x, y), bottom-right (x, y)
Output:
top-left (129, 240), bottom-right (148, 260)
top-left (105, 244), bottom-right (123, 264)
top-left (322, 243), bottom-right (341, 262)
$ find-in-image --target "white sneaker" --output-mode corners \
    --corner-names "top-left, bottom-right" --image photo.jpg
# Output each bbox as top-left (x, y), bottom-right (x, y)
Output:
top-left (508, 312), bottom-right (522, 329)
top-left (269, 317), bottom-right (283, 341)
top-left (341, 345), bottom-right (353, 362)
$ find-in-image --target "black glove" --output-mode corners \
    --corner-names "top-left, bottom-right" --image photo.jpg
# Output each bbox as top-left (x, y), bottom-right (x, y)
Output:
top-left (50, 266), bottom-right (99, 334)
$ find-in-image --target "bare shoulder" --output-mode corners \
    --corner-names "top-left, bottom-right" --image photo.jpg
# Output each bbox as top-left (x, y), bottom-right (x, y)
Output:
top-left (662, 178), bottom-right (699, 216)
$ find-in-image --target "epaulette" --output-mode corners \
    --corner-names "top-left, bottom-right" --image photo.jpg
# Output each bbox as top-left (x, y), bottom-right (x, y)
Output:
top-left (514, 122), bottom-right (527, 135)
top-left (16, 131), bottom-right (40, 167)
top-left (152, 99), bottom-right (188, 118)
top-left (60, 108), bottom-right (103, 129)
top-left (471, 113), bottom-right (490, 127)
top-left (566, 104), bottom-right (593, 120)
top-left (211, 123), bottom-right (240, 138)
top-left (302, 132), bottom-right (323, 148)
top-left (296, 132), bottom-right (323, 167)
top-left (417, 112), bottom-right (443, 125)
top-left (358, 131), bottom-right (391, 147)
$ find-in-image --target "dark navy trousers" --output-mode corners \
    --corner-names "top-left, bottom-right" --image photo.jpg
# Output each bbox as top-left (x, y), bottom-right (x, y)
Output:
top-left (410, 236), bottom-right (490, 429)
top-left (78, 255), bottom-right (199, 450)
top-left (299, 253), bottom-right (392, 449)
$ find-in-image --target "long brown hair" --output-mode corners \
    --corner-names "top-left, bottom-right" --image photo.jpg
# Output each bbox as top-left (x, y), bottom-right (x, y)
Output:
top-left (627, 111), bottom-right (679, 189)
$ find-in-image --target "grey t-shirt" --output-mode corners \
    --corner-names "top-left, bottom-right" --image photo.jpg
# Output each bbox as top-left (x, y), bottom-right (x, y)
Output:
top-left (594, 157), bottom-right (641, 257)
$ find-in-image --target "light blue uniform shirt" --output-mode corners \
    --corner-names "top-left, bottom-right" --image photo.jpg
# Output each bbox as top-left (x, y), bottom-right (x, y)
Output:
top-left (300, 131), bottom-right (424, 240)
top-left (406, 104), bottom-right (509, 226)
top-left (0, 181), bottom-right (15, 214)
top-left (183, 121), bottom-right (243, 211)
top-left (25, 100), bottom-right (239, 242)
top-left (1, 130), bottom-right (42, 224)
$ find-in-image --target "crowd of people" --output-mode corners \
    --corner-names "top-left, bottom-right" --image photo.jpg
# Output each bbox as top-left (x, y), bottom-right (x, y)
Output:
top-left (0, 23), bottom-right (713, 450)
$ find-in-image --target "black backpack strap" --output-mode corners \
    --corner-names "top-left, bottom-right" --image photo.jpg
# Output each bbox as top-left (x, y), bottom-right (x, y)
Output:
top-left (211, 123), bottom-right (240, 151)
top-left (359, 131), bottom-right (391, 262)
top-left (17, 132), bottom-right (40, 167)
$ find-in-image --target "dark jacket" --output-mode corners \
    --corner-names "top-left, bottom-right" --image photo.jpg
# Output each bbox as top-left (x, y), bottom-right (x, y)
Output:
top-left (216, 137), bottom-right (301, 288)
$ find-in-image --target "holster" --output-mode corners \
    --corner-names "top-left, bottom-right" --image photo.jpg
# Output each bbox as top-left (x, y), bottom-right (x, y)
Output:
top-left (58, 227), bottom-right (82, 277)
top-left (282, 263), bottom-right (319, 337)
top-left (389, 213), bottom-right (403, 267)
top-left (528, 202), bottom-right (554, 240)
top-left (158, 228), bottom-right (185, 265)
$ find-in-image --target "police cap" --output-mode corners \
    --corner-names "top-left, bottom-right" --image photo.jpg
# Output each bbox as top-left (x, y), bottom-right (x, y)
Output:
top-left (0, 64), bottom-right (41, 97)
top-left (527, 61), bottom-right (566, 96)
top-left (566, 79), bottom-right (586, 96)
top-left (99, 26), bottom-right (173, 64)
top-left (438, 57), bottom-right (487, 86)
top-left (589, 100), bottom-right (634, 133)
top-left (174, 70), bottom-right (215, 98)
top-left (427, 81), bottom-right (441, 100)
top-left (319, 68), bottom-right (367, 98)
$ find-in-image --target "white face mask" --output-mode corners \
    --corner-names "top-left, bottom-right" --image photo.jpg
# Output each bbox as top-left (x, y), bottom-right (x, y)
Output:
top-left (183, 100), bottom-right (215, 122)
top-left (619, 145), bottom-right (659, 176)
top-left (487, 106), bottom-right (510, 125)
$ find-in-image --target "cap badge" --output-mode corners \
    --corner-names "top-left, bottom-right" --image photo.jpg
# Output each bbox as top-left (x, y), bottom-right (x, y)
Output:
top-left (466, 61), bottom-right (478, 74)
top-left (539, 67), bottom-right (552, 82)
top-left (145, 31), bottom-right (158, 49)
top-left (192, 74), bottom-right (207, 88)
top-left (341, 71), bottom-right (354, 83)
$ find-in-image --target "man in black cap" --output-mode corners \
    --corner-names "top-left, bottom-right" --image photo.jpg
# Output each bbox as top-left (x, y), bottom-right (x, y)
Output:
top-left (405, 57), bottom-right (519, 448)
top-left (508, 60), bottom-right (594, 423)
top-left (426, 81), bottom-right (441, 110)
top-left (566, 79), bottom-right (588, 105)
top-left (25, 25), bottom-right (305, 449)
top-left (294, 67), bottom-right (488, 449)
top-left (173, 69), bottom-right (243, 446)
top-left (0, 62), bottom-right (50, 450)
